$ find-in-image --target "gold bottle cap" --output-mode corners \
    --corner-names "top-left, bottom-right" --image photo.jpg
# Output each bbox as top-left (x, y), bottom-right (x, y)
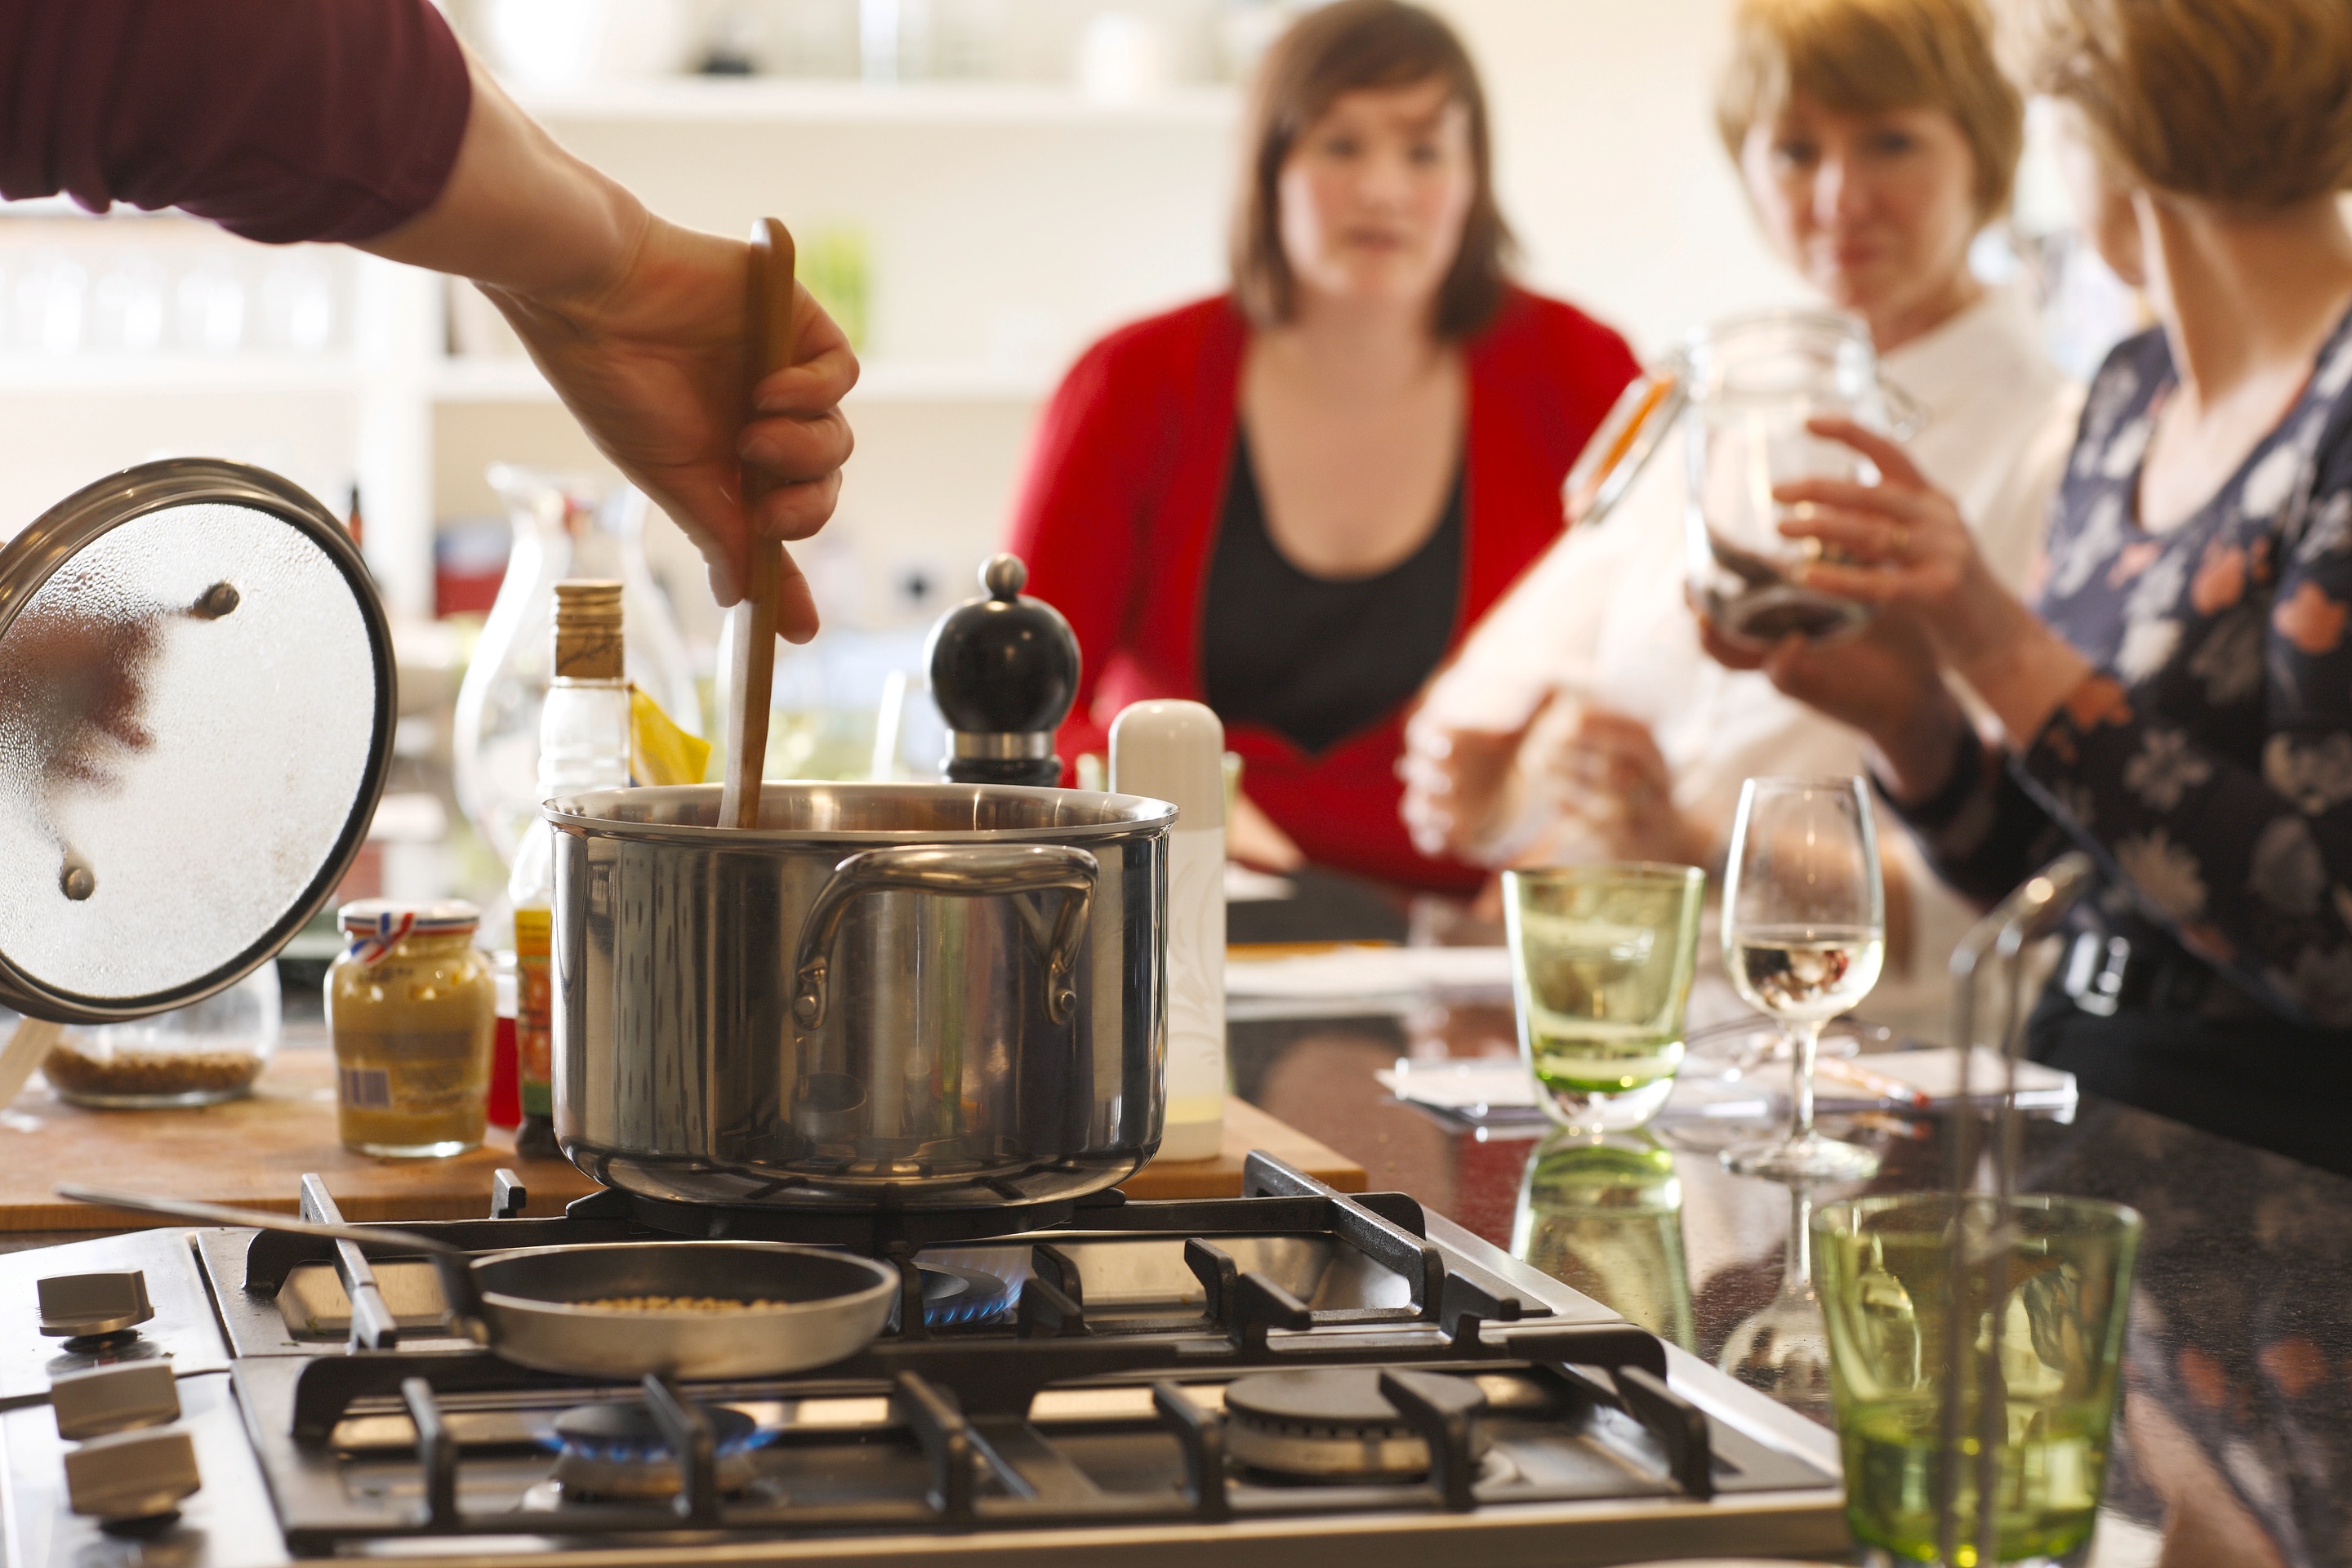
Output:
top-left (553, 580), bottom-right (624, 679)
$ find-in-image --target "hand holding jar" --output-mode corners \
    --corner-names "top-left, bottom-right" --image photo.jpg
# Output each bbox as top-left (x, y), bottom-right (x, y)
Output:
top-left (327, 901), bottom-right (496, 1159)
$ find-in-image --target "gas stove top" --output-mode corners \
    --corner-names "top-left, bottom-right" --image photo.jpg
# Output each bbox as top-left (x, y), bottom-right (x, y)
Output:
top-left (0, 1154), bottom-right (1846, 1566)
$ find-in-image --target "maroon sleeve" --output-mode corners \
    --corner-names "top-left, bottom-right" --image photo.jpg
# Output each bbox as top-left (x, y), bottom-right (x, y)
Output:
top-left (0, 0), bottom-right (472, 244)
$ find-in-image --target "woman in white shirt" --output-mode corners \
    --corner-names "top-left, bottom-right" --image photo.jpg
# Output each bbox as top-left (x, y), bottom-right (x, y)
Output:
top-left (1401, 0), bottom-right (2082, 1038)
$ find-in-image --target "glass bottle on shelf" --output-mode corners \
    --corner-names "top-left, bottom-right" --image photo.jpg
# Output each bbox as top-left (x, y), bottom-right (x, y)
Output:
top-left (452, 466), bottom-right (700, 871)
top-left (506, 581), bottom-right (632, 1160)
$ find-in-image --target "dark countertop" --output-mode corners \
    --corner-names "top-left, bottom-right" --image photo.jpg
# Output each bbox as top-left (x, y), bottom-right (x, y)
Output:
top-left (1232, 1000), bottom-right (2323, 1567)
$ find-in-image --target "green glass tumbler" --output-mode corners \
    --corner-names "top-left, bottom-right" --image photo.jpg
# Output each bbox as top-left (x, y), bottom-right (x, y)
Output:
top-left (1502, 862), bottom-right (1705, 1133)
top-left (1813, 1193), bottom-right (2142, 1566)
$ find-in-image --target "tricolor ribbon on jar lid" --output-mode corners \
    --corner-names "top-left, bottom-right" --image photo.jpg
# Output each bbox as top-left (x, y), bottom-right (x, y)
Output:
top-left (343, 909), bottom-right (416, 968)
top-left (336, 898), bottom-right (482, 969)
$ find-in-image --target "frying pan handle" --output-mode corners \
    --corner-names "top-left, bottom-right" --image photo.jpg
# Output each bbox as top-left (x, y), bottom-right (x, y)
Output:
top-left (791, 844), bottom-right (1098, 1030)
top-left (56, 1183), bottom-right (491, 1345)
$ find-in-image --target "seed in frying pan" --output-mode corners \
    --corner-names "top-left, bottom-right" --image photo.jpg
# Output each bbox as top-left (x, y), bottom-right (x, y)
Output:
top-left (575, 1296), bottom-right (785, 1312)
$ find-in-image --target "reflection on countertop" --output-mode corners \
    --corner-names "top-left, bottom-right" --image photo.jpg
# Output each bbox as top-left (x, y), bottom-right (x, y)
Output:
top-left (1232, 1005), bottom-right (2323, 1568)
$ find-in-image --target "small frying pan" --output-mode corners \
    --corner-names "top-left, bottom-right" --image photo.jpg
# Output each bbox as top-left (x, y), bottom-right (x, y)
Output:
top-left (58, 1184), bottom-right (896, 1380)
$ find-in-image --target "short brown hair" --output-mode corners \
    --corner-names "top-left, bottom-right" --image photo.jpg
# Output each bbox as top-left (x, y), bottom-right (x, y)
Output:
top-left (1715, 0), bottom-right (2024, 220)
top-left (2010, 0), bottom-right (2352, 207)
top-left (1230, 0), bottom-right (1512, 339)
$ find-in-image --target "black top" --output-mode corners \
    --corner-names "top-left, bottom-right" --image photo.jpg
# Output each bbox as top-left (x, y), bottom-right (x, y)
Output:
top-left (1200, 430), bottom-right (1463, 755)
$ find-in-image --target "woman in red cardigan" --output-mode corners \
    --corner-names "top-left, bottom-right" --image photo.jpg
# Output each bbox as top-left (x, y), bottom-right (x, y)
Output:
top-left (1007, 0), bottom-right (1637, 893)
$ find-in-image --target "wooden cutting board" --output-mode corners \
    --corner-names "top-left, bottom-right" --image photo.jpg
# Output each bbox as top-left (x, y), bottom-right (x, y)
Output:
top-left (0, 1047), bottom-right (1363, 1233)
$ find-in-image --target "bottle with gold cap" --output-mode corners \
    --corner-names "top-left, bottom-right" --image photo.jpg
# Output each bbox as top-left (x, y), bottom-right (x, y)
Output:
top-left (506, 580), bottom-right (630, 1159)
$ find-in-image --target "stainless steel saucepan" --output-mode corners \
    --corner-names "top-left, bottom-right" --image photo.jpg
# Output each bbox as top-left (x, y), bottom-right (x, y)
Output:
top-left (546, 782), bottom-right (1172, 1212)
top-left (58, 1185), bottom-right (896, 1379)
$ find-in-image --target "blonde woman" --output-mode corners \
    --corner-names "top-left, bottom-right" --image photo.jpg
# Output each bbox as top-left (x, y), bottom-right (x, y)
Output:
top-left (1401, 0), bottom-right (2078, 1039)
top-left (1705, 0), bottom-right (2352, 1171)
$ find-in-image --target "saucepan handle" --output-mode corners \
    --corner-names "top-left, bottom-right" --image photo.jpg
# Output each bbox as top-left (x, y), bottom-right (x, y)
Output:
top-left (791, 844), bottom-right (1099, 1030)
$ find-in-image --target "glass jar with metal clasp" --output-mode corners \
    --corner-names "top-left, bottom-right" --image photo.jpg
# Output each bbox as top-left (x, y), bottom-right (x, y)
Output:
top-left (1557, 308), bottom-right (1924, 648)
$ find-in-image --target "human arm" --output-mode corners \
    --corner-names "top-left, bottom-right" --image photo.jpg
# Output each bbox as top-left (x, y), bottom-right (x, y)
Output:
top-left (1690, 564), bottom-right (2064, 908)
top-left (0, 0), bottom-right (854, 630)
top-left (1773, 408), bottom-right (2352, 1022)
top-left (358, 61), bottom-right (853, 626)
top-left (1775, 417), bottom-right (2093, 753)
top-left (1403, 700), bottom-right (1702, 872)
top-left (1400, 457), bottom-right (1655, 860)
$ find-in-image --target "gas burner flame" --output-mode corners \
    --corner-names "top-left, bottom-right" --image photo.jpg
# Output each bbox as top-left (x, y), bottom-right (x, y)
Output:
top-left (537, 1398), bottom-right (769, 1467)
top-left (920, 1264), bottom-right (1018, 1330)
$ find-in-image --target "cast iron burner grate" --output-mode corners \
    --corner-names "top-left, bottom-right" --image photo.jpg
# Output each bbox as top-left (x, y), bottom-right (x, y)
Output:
top-left (234, 1319), bottom-right (1831, 1554)
top-left (233, 1152), bottom-right (1498, 1353)
top-left (569, 1183), bottom-right (1093, 1254)
top-left (203, 1154), bottom-right (1850, 1554)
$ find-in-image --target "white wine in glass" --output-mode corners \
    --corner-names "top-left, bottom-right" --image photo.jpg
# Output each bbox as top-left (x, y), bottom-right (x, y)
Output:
top-left (1721, 777), bottom-right (1885, 1183)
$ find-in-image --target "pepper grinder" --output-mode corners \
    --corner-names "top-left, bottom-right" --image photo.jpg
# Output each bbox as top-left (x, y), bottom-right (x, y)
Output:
top-left (925, 555), bottom-right (1080, 786)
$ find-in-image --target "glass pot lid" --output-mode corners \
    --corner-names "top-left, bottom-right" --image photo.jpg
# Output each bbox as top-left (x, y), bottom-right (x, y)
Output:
top-left (0, 459), bottom-right (393, 1024)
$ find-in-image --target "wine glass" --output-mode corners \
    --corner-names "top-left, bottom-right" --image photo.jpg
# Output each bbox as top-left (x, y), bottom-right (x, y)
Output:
top-left (1719, 776), bottom-right (1885, 1182)
top-left (1716, 1182), bottom-right (1832, 1419)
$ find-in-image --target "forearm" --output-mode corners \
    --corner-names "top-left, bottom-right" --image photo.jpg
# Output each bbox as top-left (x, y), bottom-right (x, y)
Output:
top-left (354, 53), bottom-right (647, 310)
top-left (1941, 590), bottom-right (2096, 758)
top-left (1860, 678), bottom-right (1972, 807)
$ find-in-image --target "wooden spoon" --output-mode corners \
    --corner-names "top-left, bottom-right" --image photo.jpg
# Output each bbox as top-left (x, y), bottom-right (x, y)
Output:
top-left (718, 219), bottom-right (800, 832)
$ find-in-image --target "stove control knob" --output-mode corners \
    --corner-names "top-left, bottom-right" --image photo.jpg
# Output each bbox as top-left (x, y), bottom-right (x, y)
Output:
top-left (65, 1426), bottom-right (200, 1523)
top-left (38, 1271), bottom-right (154, 1339)
top-left (51, 1361), bottom-right (180, 1441)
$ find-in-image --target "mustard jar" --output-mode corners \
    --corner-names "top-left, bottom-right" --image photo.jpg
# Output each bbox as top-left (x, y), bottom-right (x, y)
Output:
top-left (327, 900), bottom-right (496, 1158)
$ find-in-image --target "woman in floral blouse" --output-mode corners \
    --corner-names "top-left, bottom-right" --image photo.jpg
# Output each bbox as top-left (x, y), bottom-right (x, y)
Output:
top-left (1703, 0), bottom-right (2352, 1174)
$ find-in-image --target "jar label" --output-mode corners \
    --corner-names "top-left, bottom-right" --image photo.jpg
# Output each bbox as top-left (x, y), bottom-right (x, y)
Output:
top-left (333, 1029), bottom-right (484, 1115)
top-left (339, 1067), bottom-right (391, 1109)
top-left (514, 907), bottom-right (553, 1117)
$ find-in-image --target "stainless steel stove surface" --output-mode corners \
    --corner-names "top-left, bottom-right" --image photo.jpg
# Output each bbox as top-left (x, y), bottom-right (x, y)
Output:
top-left (0, 1155), bottom-right (1846, 1566)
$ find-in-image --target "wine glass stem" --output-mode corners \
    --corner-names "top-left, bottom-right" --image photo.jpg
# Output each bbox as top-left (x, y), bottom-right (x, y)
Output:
top-left (1784, 1186), bottom-right (1812, 1285)
top-left (1788, 1019), bottom-right (1822, 1145)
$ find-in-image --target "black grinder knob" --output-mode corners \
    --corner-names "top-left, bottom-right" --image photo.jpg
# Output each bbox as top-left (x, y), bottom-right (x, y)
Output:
top-left (924, 554), bottom-right (1079, 786)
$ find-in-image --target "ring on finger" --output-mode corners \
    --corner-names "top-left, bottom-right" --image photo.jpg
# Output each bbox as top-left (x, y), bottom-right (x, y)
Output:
top-left (1889, 523), bottom-right (1911, 560)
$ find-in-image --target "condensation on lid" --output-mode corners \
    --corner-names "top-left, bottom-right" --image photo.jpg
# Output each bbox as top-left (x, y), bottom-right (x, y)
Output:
top-left (0, 459), bottom-right (391, 1022)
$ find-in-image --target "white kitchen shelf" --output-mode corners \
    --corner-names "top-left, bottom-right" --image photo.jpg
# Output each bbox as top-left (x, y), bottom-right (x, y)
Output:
top-left (0, 354), bottom-right (361, 394)
top-left (430, 356), bottom-right (1050, 403)
top-left (515, 77), bottom-right (1240, 127)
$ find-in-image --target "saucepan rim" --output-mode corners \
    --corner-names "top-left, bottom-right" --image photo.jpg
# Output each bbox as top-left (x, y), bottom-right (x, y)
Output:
top-left (545, 781), bottom-right (1178, 844)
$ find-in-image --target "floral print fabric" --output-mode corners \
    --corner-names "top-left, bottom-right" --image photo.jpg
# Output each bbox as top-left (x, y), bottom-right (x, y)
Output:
top-left (1905, 310), bottom-right (2352, 1027)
